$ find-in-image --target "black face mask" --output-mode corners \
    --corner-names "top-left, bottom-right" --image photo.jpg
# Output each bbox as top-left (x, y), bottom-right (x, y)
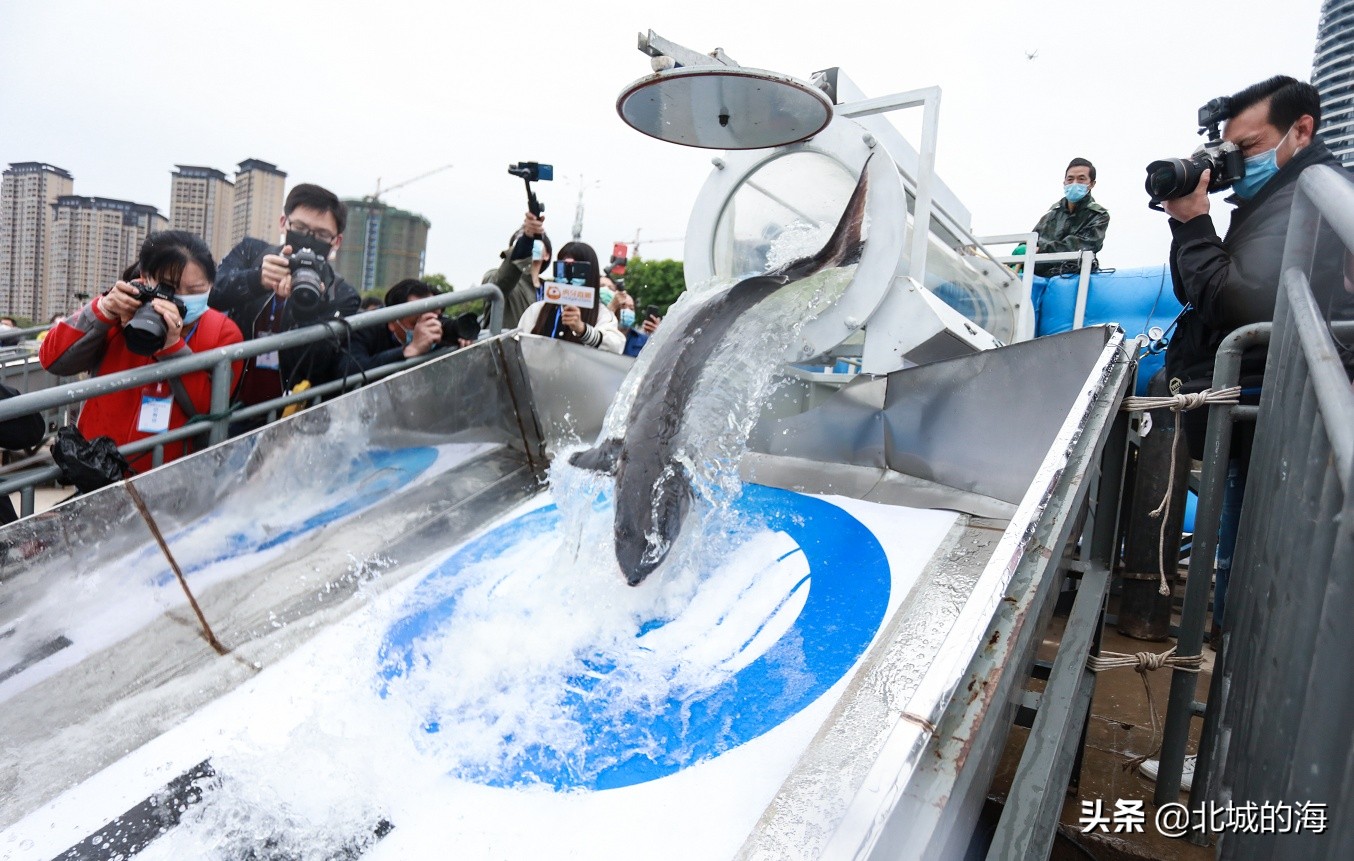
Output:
top-left (286, 229), bottom-right (332, 260)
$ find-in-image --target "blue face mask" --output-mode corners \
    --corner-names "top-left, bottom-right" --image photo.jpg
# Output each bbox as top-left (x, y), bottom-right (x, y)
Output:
top-left (1064, 182), bottom-right (1090, 204)
top-left (180, 292), bottom-right (210, 325)
top-left (1232, 127), bottom-right (1292, 200)
top-left (619, 308), bottom-right (636, 329)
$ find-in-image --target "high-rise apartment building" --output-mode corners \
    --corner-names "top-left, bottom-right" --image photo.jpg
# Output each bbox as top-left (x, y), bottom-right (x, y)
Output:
top-left (230, 158), bottom-right (286, 247)
top-left (0, 162), bottom-right (75, 321)
top-left (1316, 0), bottom-right (1354, 165)
top-left (334, 199), bottom-right (431, 295)
top-left (48, 196), bottom-right (166, 320)
top-left (170, 165), bottom-right (235, 261)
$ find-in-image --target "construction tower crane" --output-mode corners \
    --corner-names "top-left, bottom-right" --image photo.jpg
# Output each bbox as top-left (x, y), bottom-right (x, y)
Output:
top-left (352, 164), bottom-right (454, 295)
top-left (627, 227), bottom-right (685, 259)
top-left (368, 163), bottom-right (454, 203)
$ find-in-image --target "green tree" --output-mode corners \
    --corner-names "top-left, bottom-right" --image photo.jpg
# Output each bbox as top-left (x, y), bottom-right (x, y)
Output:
top-left (424, 271), bottom-right (485, 315)
top-left (623, 257), bottom-right (685, 314)
top-left (422, 273), bottom-right (453, 292)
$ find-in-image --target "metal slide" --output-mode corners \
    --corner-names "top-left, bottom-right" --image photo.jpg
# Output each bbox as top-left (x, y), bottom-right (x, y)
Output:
top-left (0, 323), bottom-right (1129, 859)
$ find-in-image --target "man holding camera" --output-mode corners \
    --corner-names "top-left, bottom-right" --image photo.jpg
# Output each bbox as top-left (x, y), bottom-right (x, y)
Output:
top-left (1162, 76), bottom-right (1346, 412)
top-left (338, 278), bottom-right (478, 374)
top-left (210, 183), bottom-right (360, 427)
top-left (1028, 158), bottom-right (1110, 277)
top-left (1157, 75), bottom-right (1350, 665)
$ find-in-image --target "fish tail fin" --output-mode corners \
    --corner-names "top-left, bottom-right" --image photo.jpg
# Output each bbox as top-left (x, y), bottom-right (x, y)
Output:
top-left (569, 438), bottom-right (623, 475)
top-left (815, 153), bottom-right (871, 267)
top-left (773, 153), bottom-right (872, 279)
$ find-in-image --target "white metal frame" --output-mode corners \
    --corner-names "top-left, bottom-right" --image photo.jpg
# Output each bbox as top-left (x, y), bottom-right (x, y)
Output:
top-left (681, 90), bottom-right (1004, 372)
top-left (979, 233), bottom-right (1097, 333)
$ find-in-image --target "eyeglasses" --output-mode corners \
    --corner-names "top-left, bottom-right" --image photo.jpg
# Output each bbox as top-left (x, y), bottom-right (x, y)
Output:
top-left (286, 219), bottom-right (337, 244)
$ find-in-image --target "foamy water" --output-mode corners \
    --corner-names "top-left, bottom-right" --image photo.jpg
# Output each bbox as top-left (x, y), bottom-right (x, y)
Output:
top-left (4, 490), bottom-right (959, 861)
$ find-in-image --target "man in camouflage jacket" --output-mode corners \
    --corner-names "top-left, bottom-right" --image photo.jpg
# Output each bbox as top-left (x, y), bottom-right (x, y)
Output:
top-left (1031, 157), bottom-right (1110, 276)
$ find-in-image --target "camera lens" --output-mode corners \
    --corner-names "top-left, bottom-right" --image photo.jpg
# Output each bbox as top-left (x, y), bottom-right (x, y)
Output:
top-left (124, 302), bottom-right (168, 356)
top-left (1145, 157), bottom-right (1202, 202)
top-left (289, 268), bottom-right (325, 313)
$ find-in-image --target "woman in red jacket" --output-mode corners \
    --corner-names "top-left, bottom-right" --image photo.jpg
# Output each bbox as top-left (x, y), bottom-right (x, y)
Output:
top-left (40, 230), bottom-right (244, 472)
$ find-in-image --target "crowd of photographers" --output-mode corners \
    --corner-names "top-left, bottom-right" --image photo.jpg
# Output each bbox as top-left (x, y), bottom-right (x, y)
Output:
top-left (22, 167), bottom-right (663, 478)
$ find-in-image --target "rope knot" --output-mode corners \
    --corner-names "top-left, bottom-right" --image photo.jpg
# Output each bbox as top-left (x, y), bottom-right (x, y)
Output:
top-left (1086, 645), bottom-right (1204, 771)
top-left (1171, 390), bottom-right (1211, 411)
top-left (1134, 650), bottom-right (1167, 672)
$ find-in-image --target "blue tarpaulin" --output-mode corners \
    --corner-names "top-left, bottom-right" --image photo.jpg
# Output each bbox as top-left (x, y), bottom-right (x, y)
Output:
top-left (1031, 265), bottom-right (1183, 395)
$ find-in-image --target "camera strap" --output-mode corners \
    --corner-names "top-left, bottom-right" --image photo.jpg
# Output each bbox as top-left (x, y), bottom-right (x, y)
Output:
top-left (167, 378), bottom-right (198, 420)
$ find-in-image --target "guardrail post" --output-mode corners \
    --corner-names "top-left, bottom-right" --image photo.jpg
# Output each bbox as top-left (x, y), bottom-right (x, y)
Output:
top-left (1154, 324), bottom-right (1268, 806)
top-left (209, 359), bottom-right (232, 446)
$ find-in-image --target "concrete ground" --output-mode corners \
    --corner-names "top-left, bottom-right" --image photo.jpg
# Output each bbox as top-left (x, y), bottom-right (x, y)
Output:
top-left (987, 585), bottom-right (1215, 861)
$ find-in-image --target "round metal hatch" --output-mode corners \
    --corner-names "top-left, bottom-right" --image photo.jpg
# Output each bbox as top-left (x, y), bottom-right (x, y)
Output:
top-left (617, 67), bottom-right (834, 150)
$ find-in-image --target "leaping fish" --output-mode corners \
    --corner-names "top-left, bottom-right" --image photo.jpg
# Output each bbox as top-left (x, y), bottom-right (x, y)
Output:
top-left (570, 160), bottom-right (871, 585)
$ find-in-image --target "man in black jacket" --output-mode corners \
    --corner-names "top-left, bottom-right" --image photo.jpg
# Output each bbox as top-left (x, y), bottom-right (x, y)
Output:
top-left (1158, 75), bottom-right (1352, 668)
top-left (210, 183), bottom-right (360, 430)
top-left (337, 279), bottom-right (477, 375)
top-left (1164, 75), bottom-right (1351, 448)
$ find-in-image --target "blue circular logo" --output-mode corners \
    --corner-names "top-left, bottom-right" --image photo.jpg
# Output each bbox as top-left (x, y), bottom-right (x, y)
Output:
top-left (146, 446), bottom-right (437, 587)
top-left (378, 484), bottom-right (890, 790)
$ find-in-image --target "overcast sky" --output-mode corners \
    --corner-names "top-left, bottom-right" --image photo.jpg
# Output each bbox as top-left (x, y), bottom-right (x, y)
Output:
top-left (0, 0), bottom-right (1327, 288)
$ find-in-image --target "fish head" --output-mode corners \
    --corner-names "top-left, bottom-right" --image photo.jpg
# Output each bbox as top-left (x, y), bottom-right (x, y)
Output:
top-left (614, 459), bottom-right (691, 586)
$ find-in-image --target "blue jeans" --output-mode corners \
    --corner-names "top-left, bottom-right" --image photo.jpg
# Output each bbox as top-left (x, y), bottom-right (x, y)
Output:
top-left (1214, 461), bottom-right (1246, 631)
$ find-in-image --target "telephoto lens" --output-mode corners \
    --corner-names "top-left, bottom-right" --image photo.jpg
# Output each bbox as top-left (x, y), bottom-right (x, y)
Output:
top-left (437, 312), bottom-right (481, 348)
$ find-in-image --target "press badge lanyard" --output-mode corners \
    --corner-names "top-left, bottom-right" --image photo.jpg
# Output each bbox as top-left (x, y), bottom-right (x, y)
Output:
top-left (256, 296), bottom-right (283, 370)
top-left (136, 322), bottom-right (200, 434)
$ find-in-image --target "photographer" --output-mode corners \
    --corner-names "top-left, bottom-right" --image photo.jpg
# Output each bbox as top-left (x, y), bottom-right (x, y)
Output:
top-left (209, 184), bottom-right (360, 429)
top-left (338, 278), bottom-right (478, 374)
top-left (39, 230), bottom-right (243, 472)
top-left (1158, 76), bottom-right (1351, 662)
top-left (516, 242), bottom-right (624, 353)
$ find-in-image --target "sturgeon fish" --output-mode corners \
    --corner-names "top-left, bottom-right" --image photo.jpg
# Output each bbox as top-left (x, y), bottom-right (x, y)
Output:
top-left (571, 162), bottom-right (870, 585)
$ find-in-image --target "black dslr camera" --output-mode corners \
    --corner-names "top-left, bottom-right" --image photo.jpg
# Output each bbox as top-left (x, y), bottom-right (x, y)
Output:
top-left (288, 247), bottom-right (334, 315)
top-left (507, 161), bottom-right (553, 216)
top-left (123, 281), bottom-right (188, 356)
top-left (1144, 96), bottom-right (1246, 209)
top-left (435, 312), bottom-right (482, 348)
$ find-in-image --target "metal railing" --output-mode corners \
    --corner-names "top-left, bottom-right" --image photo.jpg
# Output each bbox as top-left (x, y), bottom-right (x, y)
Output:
top-left (0, 284), bottom-right (504, 517)
top-left (979, 233), bottom-right (1097, 334)
top-left (1154, 322), bottom-right (1267, 809)
top-left (1204, 166), bottom-right (1354, 858)
top-left (1155, 164), bottom-right (1354, 855)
